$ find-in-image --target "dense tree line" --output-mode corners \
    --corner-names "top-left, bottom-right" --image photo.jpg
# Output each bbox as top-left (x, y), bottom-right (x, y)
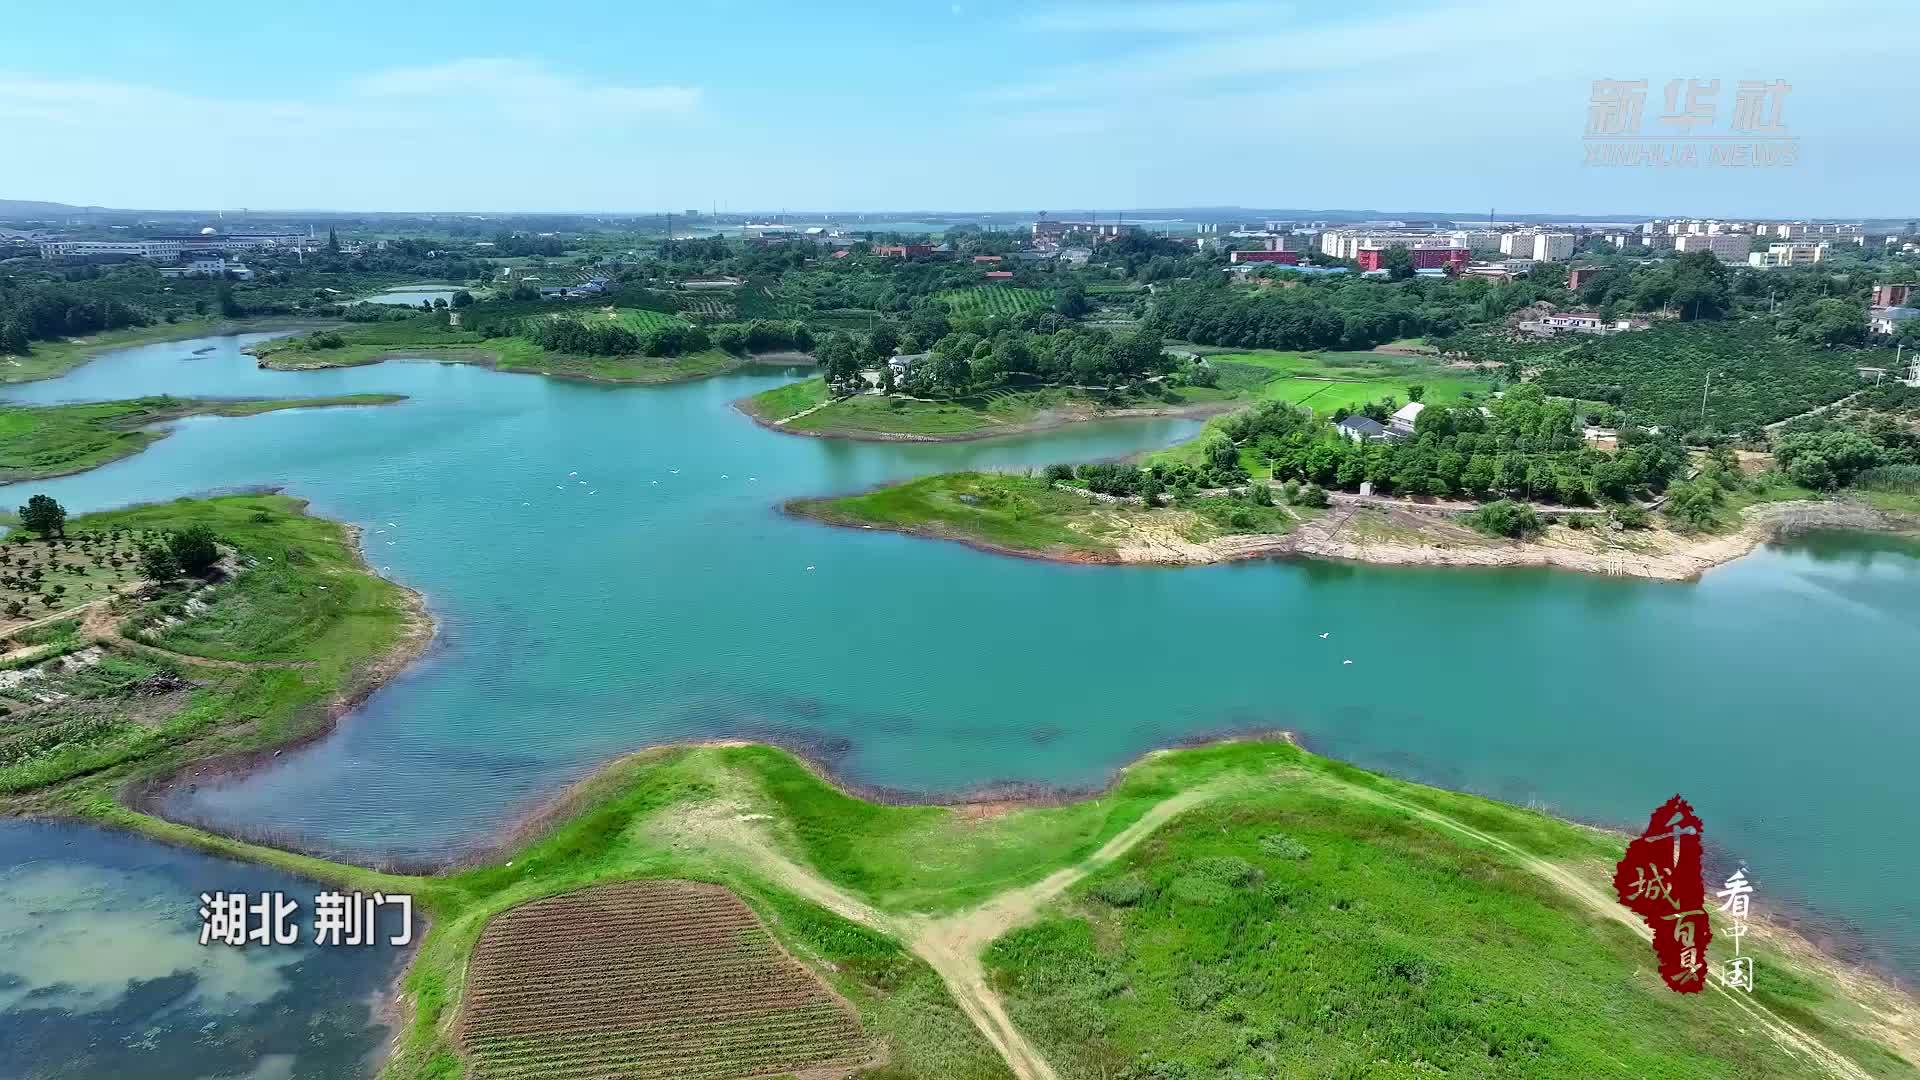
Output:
top-left (523, 316), bottom-right (713, 357)
top-left (0, 279), bottom-right (150, 352)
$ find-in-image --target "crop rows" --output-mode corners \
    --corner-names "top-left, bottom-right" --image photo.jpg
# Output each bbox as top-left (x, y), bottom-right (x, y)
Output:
top-left (462, 880), bottom-right (872, 1080)
top-left (941, 285), bottom-right (1051, 318)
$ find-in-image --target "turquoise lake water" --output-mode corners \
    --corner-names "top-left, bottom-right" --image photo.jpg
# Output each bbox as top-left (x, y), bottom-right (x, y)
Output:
top-left (3, 330), bottom-right (1918, 1009)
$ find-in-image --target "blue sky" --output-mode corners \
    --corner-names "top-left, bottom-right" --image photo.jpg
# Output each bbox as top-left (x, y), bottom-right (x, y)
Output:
top-left (2, 0), bottom-right (1911, 217)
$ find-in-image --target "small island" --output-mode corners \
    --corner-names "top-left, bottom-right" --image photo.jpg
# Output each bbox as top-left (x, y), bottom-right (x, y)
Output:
top-left (0, 394), bottom-right (406, 482)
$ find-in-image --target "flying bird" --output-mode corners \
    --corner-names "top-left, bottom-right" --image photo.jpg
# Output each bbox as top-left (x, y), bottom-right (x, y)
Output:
top-left (1342, 659), bottom-right (1353, 665)
top-left (1319, 632), bottom-right (1329, 639)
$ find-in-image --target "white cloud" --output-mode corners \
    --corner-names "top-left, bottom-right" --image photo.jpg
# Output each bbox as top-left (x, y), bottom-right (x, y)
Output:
top-left (351, 58), bottom-right (699, 119)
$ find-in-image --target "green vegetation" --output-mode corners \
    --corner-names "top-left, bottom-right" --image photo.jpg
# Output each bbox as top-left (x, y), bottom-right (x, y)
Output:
top-left (792, 473), bottom-right (1123, 558)
top-left (0, 394), bottom-right (406, 482)
top-left (39, 738), bottom-right (1912, 1080)
top-left (0, 494), bottom-right (416, 801)
top-left (253, 315), bottom-right (750, 385)
top-left (739, 375), bottom-right (832, 422)
top-left (938, 285), bottom-right (1053, 318)
top-left (1523, 321), bottom-right (1885, 438)
top-left (791, 469), bottom-right (1314, 559)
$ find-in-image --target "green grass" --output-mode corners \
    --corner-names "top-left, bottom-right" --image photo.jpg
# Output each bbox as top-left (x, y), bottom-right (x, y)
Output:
top-left (0, 395), bottom-right (406, 482)
top-left (984, 755), bottom-right (1915, 1079)
top-left (740, 376), bottom-right (832, 422)
top-left (791, 472), bottom-right (1311, 558)
top-left (793, 472), bottom-right (1119, 557)
top-left (1200, 349), bottom-right (1493, 416)
top-left (936, 285), bottom-right (1053, 318)
top-left (0, 494), bottom-right (415, 801)
top-left (756, 383), bottom-right (1224, 440)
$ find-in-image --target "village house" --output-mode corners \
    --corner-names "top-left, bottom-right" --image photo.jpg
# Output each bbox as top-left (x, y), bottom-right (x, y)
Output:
top-left (1387, 401), bottom-right (1425, 439)
top-left (1335, 415), bottom-right (1389, 443)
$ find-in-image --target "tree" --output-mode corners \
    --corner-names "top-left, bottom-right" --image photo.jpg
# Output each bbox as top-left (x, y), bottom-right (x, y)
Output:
top-left (326, 227), bottom-right (340, 253)
top-left (450, 290), bottom-right (474, 308)
top-left (1380, 244), bottom-right (1415, 281)
top-left (1406, 384), bottom-right (1426, 403)
top-left (138, 544), bottom-right (180, 582)
top-left (1054, 284), bottom-right (1090, 318)
top-left (17, 494), bottom-right (65, 539)
top-left (167, 525), bottom-right (220, 577)
top-left (1466, 499), bottom-right (1543, 537)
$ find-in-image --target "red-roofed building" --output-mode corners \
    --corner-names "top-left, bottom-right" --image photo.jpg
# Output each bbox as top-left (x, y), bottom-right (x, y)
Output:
top-left (984, 270), bottom-right (1015, 279)
top-left (872, 243), bottom-right (934, 258)
top-left (831, 249), bottom-right (852, 259)
top-left (972, 254), bottom-right (1003, 264)
top-left (1354, 246), bottom-right (1468, 272)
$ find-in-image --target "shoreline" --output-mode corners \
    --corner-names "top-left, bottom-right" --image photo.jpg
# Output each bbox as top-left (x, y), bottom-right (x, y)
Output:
top-left (2, 318), bottom-right (336, 385)
top-left (252, 342), bottom-right (809, 387)
top-left (734, 392), bottom-right (1238, 444)
top-left (115, 512), bottom-right (440, 851)
top-left (787, 488), bottom-right (1917, 582)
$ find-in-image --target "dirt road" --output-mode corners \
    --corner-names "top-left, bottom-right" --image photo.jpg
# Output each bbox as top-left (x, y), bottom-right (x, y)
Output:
top-left (692, 779), bottom-right (1237, 1080)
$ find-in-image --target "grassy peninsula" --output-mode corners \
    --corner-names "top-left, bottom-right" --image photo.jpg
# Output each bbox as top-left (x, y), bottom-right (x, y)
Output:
top-left (58, 741), bottom-right (1920, 1080)
top-left (0, 394), bottom-right (405, 482)
top-left (249, 307), bottom-right (780, 386)
top-left (0, 493), bottom-right (426, 808)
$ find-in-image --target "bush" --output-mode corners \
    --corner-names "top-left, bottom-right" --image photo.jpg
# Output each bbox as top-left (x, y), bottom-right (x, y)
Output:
top-left (1296, 484), bottom-right (1331, 509)
top-left (1258, 833), bottom-right (1311, 860)
top-left (1042, 463), bottom-right (1075, 484)
top-left (138, 545), bottom-right (179, 582)
top-left (1089, 873), bottom-right (1151, 907)
top-left (1466, 499), bottom-right (1544, 537)
top-left (1610, 503), bottom-right (1650, 529)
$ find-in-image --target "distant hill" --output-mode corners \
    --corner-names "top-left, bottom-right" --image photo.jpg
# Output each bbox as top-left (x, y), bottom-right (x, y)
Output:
top-left (0, 198), bottom-right (96, 217)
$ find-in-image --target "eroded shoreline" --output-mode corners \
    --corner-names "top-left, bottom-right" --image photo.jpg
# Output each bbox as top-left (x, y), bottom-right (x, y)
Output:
top-left (788, 488), bottom-right (1917, 582)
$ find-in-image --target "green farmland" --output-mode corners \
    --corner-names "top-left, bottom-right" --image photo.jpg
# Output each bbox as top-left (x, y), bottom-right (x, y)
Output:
top-left (938, 285), bottom-right (1053, 319)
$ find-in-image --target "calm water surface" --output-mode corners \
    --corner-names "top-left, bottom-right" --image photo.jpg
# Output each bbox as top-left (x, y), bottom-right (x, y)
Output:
top-left (0, 820), bottom-right (410, 1080)
top-left (4, 331), bottom-right (1918, 993)
top-left (358, 286), bottom-right (459, 307)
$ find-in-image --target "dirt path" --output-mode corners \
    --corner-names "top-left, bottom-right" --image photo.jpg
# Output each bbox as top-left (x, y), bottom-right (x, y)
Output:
top-left (690, 779), bottom-right (1237, 1080)
top-left (1343, 783), bottom-right (1879, 1080)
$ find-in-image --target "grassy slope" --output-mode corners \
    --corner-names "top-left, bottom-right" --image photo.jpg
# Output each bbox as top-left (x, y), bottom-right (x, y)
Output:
top-left (85, 741), bottom-right (1911, 1080)
top-left (738, 375), bottom-right (832, 422)
top-left (793, 473), bottom-right (1123, 558)
top-left (0, 395), bottom-right (405, 482)
top-left (793, 472), bottom-right (1312, 560)
top-left (0, 494), bottom-right (416, 804)
top-left (747, 384), bottom-right (1225, 439)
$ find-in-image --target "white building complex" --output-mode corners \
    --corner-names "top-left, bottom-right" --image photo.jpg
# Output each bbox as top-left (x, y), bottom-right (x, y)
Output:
top-left (1499, 231), bottom-right (1576, 261)
top-left (1673, 233), bottom-right (1753, 261)
top-left (1748, 241), bottom-right (1829, 268)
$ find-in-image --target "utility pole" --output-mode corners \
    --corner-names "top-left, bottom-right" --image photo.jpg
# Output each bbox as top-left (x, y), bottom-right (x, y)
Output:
top-left (1700, 372), bottom-right (1711, 428)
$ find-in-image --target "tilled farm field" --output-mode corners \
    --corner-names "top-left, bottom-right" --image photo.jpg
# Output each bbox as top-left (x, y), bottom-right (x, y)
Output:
top-left (461, 880), bottom-right (877, 1080)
